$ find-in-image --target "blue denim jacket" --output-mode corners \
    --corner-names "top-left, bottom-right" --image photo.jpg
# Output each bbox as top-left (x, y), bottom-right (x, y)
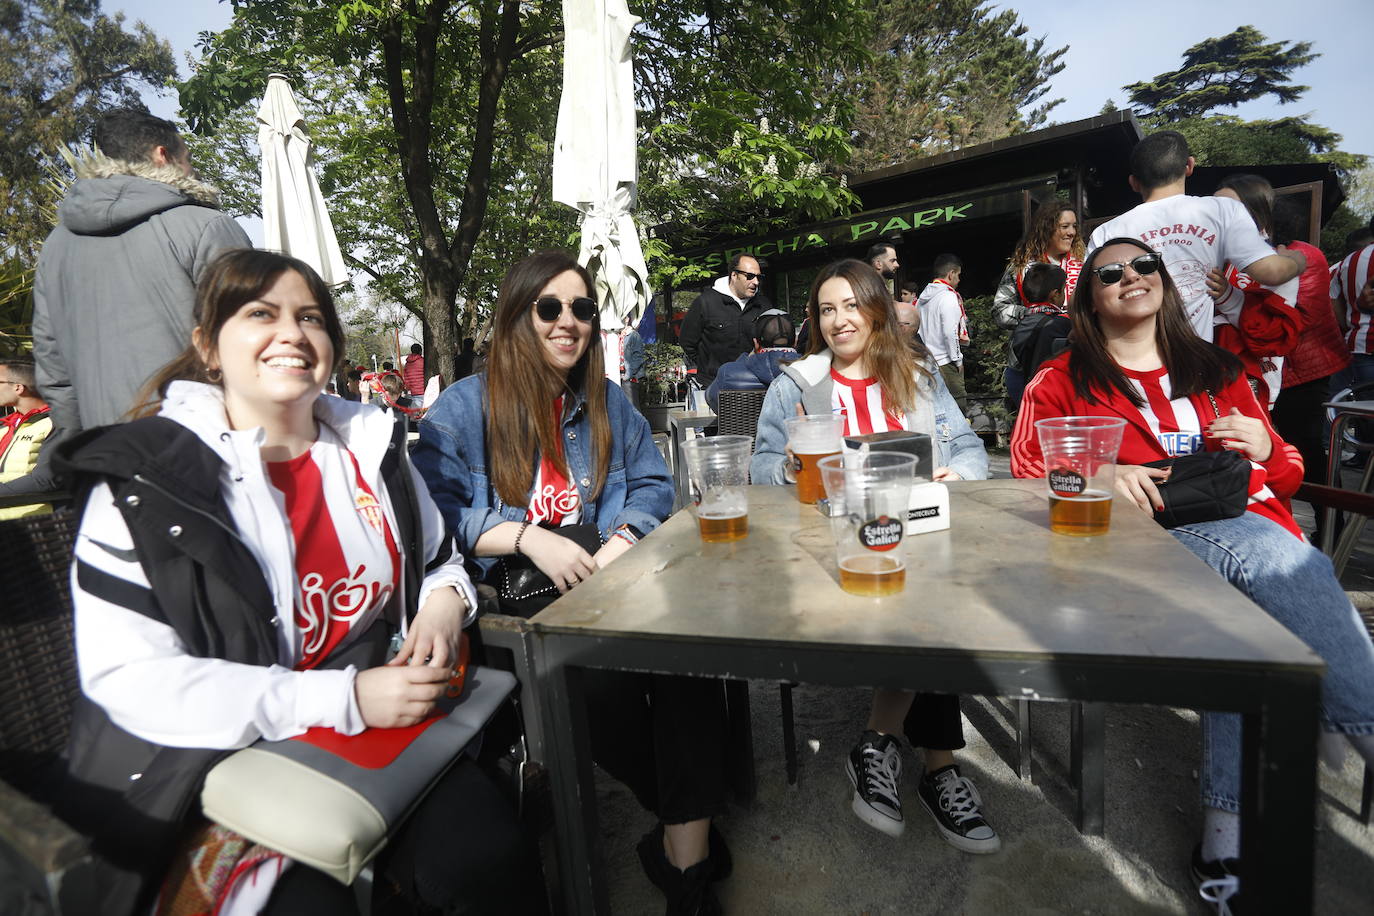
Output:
top-left (413, 374), bottom-right (673, 577)
top-left (750, 351), bottom-right (989, 484)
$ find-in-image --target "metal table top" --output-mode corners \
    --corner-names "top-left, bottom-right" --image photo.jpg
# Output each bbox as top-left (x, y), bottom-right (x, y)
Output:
top-left (533, 480), bottom-right (1322, 675)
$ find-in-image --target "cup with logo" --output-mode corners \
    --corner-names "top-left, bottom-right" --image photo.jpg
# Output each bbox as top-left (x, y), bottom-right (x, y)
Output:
top-left (785, 414), bottom-right (844, 504)
top-left (1033, 416), bottom-right (1127, 536)
top-left (817, 452), bottom-right (916, 596)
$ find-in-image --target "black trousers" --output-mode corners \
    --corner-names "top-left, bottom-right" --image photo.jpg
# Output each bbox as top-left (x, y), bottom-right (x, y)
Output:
top-left (261, 757), bottom-right (546, 916)
top-left (1272, 375), bottom-right (1332, 520)
top-left (582, 669), bottom-right (732, 825)
top-left (902, 693), bottom-right (966, 753)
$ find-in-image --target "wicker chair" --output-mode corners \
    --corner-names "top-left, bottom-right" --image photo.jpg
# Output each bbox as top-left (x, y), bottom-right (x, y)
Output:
top-left (716, 388), bottom-right (768, 445)
top-left (0, 507), bottom-right (102, 915)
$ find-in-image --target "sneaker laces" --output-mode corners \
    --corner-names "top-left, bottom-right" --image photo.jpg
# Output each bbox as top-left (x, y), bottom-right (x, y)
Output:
top-left (1198, 875), bottom-right (1238, 916)
top-left (935, 772), bottom-right (985, 825)
top-left (860, 741), bottom-right (902, 807)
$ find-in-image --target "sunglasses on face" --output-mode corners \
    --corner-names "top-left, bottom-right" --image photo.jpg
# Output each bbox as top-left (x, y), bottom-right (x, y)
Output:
top-left (732, 270), bottom-right (763, 282)
top-left (533, 296), bottom-right (597, 323)
top-left (1090, 253), bottom-right (1162, 286)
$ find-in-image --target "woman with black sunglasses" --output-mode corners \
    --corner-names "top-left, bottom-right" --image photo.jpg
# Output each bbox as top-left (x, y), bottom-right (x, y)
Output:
top-left (1011, 237), bottom-right (1374, 914)
top-left (413, 250), bottom-right (735, 914)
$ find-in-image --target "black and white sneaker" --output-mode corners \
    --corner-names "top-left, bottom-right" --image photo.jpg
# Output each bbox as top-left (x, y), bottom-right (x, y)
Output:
top-left (1190, 844), bottom-right (1241, 915)
top-left (845, 730), bottom-right (904, 837)
top-left (916, 764), bottom-right (1001, 854)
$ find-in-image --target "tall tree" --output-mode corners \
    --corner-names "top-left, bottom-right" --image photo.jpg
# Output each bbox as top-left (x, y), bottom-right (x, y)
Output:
top-left (1125, 26), bottom-right (1316, 122)
top-left (841, 0), bottom-right (1067, 171)
top-left (0, 0), bottom-right (176, 264)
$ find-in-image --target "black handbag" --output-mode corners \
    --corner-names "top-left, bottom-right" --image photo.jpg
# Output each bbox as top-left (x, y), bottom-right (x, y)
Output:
top-left (492, 522), bottom-right (603, 617)
top-left (1142, 449), bottom-right (1251, 529)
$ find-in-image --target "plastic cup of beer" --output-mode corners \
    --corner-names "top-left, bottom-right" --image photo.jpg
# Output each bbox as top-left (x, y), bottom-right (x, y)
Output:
top-left (786, 414), bottom-right (844, 504)
top-left (1033, 417), bottom-right (1127, 536)
top-left (817, 452), bottom-right (916, 596)
top-left (681, 435), bottom-right (753, 542)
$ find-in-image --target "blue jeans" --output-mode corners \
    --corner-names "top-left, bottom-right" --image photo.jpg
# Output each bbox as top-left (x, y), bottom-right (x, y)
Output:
top-left (1170, 512), bottom-right (1374, 812)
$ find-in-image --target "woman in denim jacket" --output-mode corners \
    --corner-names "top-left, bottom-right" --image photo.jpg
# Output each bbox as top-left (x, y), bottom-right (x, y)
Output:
top-left (752, 259), bottom-right (1001, 857)
top-left (413, 250), bottom-right (734, 915)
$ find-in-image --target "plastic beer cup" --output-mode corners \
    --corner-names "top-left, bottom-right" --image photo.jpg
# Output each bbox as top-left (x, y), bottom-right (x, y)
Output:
top-left (1034, 417), bottom-right (1127, 536)
top-left (817, 452), bottom-right (916, 596)
top-left (681, 435), bottom-right (753, 542)
top-left (786, 414), bottom-right (844, 504)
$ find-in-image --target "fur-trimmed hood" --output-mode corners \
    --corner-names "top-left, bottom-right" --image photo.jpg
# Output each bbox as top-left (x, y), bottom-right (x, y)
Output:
top-left (59, 147), bottom-right (225, 235)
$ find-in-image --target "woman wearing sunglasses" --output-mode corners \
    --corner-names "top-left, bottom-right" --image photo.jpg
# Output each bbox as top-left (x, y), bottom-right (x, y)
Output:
top-left (413, 250), bottom-right (734, 914)
top-left (1011, 237), bottom-right (1374, 913)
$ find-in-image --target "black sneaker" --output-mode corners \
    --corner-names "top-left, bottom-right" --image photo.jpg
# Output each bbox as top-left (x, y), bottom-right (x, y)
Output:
top-left (845, 730), bottom-right (904, 837)
top-left (635, 827), bottom-right (723, 916)
top-left (916, 764), bottom-right (1001, 854)
top-left (1190, 844), bottom-right (1241, 914)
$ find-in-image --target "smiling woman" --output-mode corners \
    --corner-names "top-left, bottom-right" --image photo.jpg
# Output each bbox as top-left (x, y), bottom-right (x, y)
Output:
top-left (54, 247), bottom-right (545, 915)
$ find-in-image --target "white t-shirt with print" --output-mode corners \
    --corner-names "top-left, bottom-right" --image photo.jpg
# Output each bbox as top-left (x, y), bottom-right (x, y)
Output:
top-left (1088, 195), bottom-right (1275, 341)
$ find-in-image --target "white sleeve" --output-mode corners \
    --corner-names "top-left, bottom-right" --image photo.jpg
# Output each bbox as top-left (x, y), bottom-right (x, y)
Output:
top-left (408, 460), bottom-right (480, 626)
top-left (73, 481), bottom-right (364, 749)
top-left (939, 291), bottom-right (963, 361)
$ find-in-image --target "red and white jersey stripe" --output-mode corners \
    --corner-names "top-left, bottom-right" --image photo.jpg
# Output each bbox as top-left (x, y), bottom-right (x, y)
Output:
top-left (1332, 243), bottom-right (1374, 355)
top-left (830, 370), bottom-right (905, 435)
top-left (266, 426), bottom-right (401, 671)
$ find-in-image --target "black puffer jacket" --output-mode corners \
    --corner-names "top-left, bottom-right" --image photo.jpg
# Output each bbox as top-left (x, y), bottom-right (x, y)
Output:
top-left (51, 415), bottom-right (426, 916)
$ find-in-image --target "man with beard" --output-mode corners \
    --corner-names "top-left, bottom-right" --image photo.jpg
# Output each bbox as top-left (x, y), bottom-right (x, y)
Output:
top-left (680, 254), bottom-right (775, 405)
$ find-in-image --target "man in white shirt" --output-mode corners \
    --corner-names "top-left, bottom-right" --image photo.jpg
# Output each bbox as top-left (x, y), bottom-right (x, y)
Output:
top-left (1087, 130), bottom-right (1305, 340)
top-left (916, 253), bottom-right (969, 410)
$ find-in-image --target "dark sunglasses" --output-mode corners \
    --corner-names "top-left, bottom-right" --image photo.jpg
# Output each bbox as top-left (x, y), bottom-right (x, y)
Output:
top-left (732, 269), bottom-right (763, 282)
top-left (533, 296), bottom-right (597, 322)
top-left (1090, 253), bottom-right (1161, 286)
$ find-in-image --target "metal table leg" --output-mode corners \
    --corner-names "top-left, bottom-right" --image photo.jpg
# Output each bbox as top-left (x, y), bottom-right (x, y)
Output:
top-left (1015, 698), bottom-right (1033, 781)
top-left (1071, 702), bottom-right (1105, 835)
top-left (1241, 678), bottom-right (1319, 914)
top-left (539, 655), bottom-right (608, 914)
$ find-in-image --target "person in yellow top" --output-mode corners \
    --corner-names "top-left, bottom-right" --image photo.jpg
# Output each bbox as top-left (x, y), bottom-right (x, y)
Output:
top-left (0, 357), bottom-right (56, 519)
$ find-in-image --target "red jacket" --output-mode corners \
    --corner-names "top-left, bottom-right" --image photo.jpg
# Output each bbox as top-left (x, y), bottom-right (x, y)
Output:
top-left (1282, 240), bottom-right (1348, 387)
top-left (403, 353), bottom-right (426, 396)
top-left (1011, 351), bottom-right (1304, 538)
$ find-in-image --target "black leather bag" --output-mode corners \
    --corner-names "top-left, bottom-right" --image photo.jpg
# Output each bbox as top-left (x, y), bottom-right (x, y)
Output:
top-left (493, 522), bottom-right (603, 618)
top-left (1142, 450), bottom-right (1251, 529)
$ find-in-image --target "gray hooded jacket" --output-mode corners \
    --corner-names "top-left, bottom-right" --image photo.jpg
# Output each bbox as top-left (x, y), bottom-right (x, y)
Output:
top-left (32, 152), bottom-right (250, 430)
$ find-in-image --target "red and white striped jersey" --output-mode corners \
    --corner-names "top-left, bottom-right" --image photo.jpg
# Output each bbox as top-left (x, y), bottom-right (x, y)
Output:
top-left (1332, 243), bottom-right (1374, 355)
top-left (830, 370), bottom-right (905, 435)
top-left (266, 426), bottom-right (401, 671)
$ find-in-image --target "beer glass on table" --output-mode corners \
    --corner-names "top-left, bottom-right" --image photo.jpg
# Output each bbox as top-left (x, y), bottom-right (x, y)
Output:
top-left (786, 414), bottom-right (843, 504)
top-left (681, 435), bottom-right (753, 542)
top-left (1033, 417), bottom-right (1127, 536)
top-left (818, 452), bottom-right (916, 596)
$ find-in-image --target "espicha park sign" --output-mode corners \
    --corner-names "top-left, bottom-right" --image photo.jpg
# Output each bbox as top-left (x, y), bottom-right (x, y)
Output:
top-left (678, 182), bottom-right (1046, 272)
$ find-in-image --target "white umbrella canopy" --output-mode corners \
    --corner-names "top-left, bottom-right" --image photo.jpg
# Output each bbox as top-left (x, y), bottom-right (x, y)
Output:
top-left (552, 0), bottom-right (650, 379)
top-left (258, 74), bottom-right (348, 287)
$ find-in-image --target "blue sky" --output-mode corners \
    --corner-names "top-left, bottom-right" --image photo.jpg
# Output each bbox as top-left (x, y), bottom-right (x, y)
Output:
top-left (110, 0), bottom-right (1373, 160)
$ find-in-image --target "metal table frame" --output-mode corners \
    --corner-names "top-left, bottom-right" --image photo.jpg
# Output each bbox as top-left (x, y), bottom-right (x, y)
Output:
top-left (528, 484), bottom-right (1323, 914)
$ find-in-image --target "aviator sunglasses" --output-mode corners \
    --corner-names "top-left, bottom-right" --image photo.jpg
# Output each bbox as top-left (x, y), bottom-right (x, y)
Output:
top-left (533, 295), bottom-right (598, 323)
top-left (1090, 252), bottom-right (1162, 286)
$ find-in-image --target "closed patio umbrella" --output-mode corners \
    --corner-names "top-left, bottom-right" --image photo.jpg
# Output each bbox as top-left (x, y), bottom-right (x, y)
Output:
top-left (552, 0), bottom-right (650, 382)
top-left (258, 74), bottom-right (348, 287)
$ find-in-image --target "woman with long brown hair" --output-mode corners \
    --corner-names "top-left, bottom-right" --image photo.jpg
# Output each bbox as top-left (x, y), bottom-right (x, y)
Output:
top-left (752, 259), bottom-right (998, 856)
top-left (994, 203), bottom-right (1085, 406)
top-left (413, 250), bottom-right (735, 914)
top-left (1011, 237), bottom-right (1374, 912)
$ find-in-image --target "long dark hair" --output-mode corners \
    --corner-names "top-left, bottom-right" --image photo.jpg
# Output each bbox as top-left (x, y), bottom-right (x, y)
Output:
top-left (485, 250), bottom-right (609, 506)
top-left (804, 259), bottom-right (932, 412)
top-left (1217, 173), bottom-right (1274, 237)
top-left (1068, 237), bottom-right (1241, 407)
top-left (133, 249), bottom-right (344, 416)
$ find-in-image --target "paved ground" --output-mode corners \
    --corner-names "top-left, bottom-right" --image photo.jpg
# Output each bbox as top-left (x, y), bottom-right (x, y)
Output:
top-left (583, 451), bottom-right (1374, 914)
